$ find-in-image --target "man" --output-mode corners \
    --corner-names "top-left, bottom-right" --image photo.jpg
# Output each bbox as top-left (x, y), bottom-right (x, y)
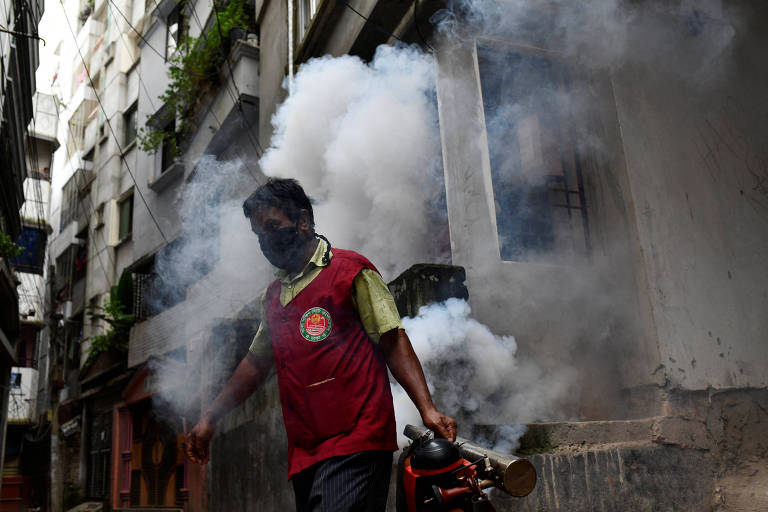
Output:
top-left (186, 178), bottom-right (456, 511)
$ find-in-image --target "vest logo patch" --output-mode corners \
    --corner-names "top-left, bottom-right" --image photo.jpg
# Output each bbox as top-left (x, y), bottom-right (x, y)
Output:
top-left (300, 307), bottom-right (332, 342)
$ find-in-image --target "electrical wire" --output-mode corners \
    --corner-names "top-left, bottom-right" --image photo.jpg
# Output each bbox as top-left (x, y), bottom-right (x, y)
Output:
top-left (209, 0), bottom-right (265, 159)
top-left (339, 0), bottom-right (405, 44)
top-left (109, 0), bottom-right (262, 177)
top-left (186, 0), bottom-right (262, 179)
top-left (106, 0), bottom-right (166, 60)
top-left (59, 0), bottom-right (170, 244)
top-left (50, 94), bottom-right (114, 288)
top-left (107, 1), bottom-right (158, 113)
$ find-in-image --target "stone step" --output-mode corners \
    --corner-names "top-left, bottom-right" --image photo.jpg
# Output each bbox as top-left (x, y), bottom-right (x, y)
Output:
top-left (516, 418), bottom-right (659, 453)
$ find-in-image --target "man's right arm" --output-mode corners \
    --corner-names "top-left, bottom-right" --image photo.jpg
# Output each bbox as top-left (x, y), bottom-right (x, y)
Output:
top-left (186, 352), bottom-right (272, 464)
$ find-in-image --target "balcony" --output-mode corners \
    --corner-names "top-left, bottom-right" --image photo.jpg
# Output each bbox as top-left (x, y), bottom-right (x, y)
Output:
top-left (7, 367), bottom-right (38, 424)
top-left (75, 17), bottom-right (105, 67)
top-left (67, 83), bottom-right (98, 154)
top-left (27, 92), bottom-right (59, 142)
top-left (90, 39), bottom-right (116, 74)
top-left (54, 242), bottom-right (88, 314)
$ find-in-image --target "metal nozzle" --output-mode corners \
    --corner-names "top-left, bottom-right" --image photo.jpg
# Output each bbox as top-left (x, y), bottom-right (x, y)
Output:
top-left (403, 424), bottom-right (537, 497)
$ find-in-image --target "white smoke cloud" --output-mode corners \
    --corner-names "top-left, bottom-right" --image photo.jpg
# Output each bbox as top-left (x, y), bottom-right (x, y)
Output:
top-left (149, 0), bottom-right (747, 445)
top-left (393, 298), bottom-right (574, 449)
top-left (433, 0), bottom-right (740, 83)
top-left (259, 45), bottom-right (447, 279)
top-left (148, 156), bottom-right (271, 421)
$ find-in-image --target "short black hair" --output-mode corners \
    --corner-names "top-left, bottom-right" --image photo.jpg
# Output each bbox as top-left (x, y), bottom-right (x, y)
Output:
top-left (242, 178), bottom-right (315, 228)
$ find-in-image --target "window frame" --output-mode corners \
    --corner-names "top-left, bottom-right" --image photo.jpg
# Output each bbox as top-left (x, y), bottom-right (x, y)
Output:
top-left (473, 37), bottom-right (590, 263)
top-left (117, 191), bottom-right (134, 243)
top-left (124, 102), bottom-right (139, 148)
top-left (165, 2), bottom-right (184, 61)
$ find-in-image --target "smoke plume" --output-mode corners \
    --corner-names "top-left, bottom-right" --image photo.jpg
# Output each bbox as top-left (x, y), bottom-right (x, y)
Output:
top-left (147, 0), bottom-right (748, 454)
top-left (147, 157), bottom-right (271, 421)
top-left (391, 299), bottom-right (573, 449)
top-left (258, 45), bottom-right (448, 279)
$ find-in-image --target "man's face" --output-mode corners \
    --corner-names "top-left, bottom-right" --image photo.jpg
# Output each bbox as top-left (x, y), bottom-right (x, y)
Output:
top-left (249, 206), bottom-right (312, 269)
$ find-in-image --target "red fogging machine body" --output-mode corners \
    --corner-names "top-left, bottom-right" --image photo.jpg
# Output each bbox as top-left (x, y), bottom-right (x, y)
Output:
top-left (396, 425), bottom-right (537, 512)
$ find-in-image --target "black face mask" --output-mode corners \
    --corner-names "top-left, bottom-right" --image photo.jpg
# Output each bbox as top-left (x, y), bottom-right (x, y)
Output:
top-left (258, 225), bottom-right (306, 269)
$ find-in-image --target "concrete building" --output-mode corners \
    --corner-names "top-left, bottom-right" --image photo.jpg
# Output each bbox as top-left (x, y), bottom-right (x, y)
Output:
top-left (1, 90), bottom-right (57, 512)
top-left (33, 0), bottom-right (159, 508)
top-left (200, 0), bottom-right (768, 510)
top-left (0, 0), bottom-right (46, 507)
top-left (29, 0), bottom-right (766, 510)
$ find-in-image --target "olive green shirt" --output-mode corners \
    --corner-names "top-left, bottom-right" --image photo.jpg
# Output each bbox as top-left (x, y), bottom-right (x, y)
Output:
top-left (248, 239), bottom-right (403, 358)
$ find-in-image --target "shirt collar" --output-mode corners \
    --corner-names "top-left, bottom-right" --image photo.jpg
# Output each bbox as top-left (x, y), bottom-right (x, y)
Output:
top-left (276, 237), bottom-right (332, 284)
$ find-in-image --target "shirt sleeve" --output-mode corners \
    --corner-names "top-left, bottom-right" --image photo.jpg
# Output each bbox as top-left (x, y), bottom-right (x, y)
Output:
top-left (248, 289), bottom-right (274, 358)
top-left (351, 268), bottom-right (403, 343)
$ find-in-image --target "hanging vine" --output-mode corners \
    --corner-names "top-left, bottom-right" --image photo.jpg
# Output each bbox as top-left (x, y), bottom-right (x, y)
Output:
top-left (137, 0), bottom-right (249, 154)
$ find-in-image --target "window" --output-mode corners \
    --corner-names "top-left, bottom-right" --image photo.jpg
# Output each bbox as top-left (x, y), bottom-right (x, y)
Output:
top-left (298, 0), bottom-right (319, 38)
top-left (60, 172), bottom-right (81, 230)
top-left (160, 118), bottom-right (177, 173)
top-left (118, 193), bottom-right (134, 241)
top-left (166, 4), bottom-right (183, 59)
top-left (74, 227), bottom-right (88, 282)
top-left (124, 103), bottom-right (138, 146)
top-left (477, 42), bottom-right (589, 262)
top-left (86, 410), bottom-right (112, 499)
top-left (10, 227), bottom-right (47, 274)
top-left (54, 234), bottom-right (87, 302)
top-left (95, 202), bottom-right (105, 230)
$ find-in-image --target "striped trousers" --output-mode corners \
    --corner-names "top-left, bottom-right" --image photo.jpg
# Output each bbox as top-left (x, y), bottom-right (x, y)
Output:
top-left (292, 450), bottom-right (394, 512)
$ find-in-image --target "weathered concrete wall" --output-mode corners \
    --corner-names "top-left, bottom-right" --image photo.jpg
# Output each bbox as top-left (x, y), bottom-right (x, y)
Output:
top-left (496, 389), bottom-right (768, 511)
top-left (210, 382), bottom-right (294, 511)
top-left (500, 445), bottom-right (712, 512)
top-left (435, 38), bottom-right (662, 420)
top-left (434, 1), bottom-right (768, 407)
top-left (611, 4), bottom-right (768, 390)
top-left (256, 0), bottom-right (288, 149)
top-left (205, 296), bottom-right (295, 510)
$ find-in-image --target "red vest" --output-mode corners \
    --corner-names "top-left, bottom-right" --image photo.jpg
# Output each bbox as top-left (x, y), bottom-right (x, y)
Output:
top-left (265, 249), bottom-right (398, 478)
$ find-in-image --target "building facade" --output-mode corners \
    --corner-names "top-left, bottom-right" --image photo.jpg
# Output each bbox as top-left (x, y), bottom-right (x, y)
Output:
top-left (29, 0), bottom-right (768, 510)
top-left (0, 0), bottom-right (46, 508)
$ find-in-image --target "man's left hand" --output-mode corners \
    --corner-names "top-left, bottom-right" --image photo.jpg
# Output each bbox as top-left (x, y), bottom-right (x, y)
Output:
top-left (422, 407), bottom-right (457, 442)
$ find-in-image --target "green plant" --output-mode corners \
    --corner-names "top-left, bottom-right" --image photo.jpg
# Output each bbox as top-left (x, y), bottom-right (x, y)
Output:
top-left (84, 271), bottom-right (136, 363)
top-left (0, 232), bottom-right (23, 259)
top-left (138, 0), bottom-right (248, 154)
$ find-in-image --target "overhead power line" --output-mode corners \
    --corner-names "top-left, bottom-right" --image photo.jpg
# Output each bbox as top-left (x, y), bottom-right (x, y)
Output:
top-left (339, 0), bottom-right (405, 45)
top-left (105, 0), bottom-right (262, 177)
top-left (59, 0), bottom-right (170, 244)
top-left (50, 94), bottom-right (115, 287)
top-left (106, 0), bottom-right (166, 59)
top-left (190, 1), bottom-right (264, 157)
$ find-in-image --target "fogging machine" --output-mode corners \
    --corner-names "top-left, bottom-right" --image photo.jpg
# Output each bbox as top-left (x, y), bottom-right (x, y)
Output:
top-left (396, 425), bottom-right (536, 512)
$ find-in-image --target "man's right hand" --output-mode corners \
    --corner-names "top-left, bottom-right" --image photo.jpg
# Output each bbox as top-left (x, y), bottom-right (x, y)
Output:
top-left (186, 416), bottom-right (216, 465)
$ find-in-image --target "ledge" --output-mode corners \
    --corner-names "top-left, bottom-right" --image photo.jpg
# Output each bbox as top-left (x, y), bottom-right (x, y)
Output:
top-left (148, 161), bottom-right (184, 192)
top-left (231, 39), bottom-right (260, 64)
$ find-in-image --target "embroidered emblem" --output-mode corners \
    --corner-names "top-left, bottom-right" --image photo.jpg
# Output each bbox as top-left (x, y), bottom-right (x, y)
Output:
top-left (300, 307), bottom-right (332, 342)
